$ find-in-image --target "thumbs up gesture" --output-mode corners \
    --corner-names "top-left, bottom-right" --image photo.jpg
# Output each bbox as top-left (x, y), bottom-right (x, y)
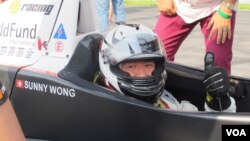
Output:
top-left (203, 52), bottom-right (231, 111)
top-left (203, 52), bottom-right (229, 98)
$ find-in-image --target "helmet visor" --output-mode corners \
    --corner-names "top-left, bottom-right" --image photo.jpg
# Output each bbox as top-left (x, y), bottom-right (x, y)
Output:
top-left (102, 34), bottom-right (165, 65)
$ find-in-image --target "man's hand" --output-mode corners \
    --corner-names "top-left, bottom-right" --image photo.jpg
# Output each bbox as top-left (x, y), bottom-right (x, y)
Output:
top-left (157, 0), bottom-right (176, 16)
top-left (204, 52), bottom-right (229, 98)
top-left (203, 67), bottom-right (229, 98)
top-left (207, 4), bottom-right (233, 44)
top-left (203, 52), bottom-right (231, 111)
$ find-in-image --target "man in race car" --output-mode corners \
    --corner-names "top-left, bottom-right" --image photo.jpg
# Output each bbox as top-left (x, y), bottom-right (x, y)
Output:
top-left (97, 24), bottom-right (236, 112)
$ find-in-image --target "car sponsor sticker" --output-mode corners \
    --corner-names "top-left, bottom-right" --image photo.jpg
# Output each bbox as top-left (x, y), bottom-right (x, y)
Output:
top-left (9, 0), bottom-right (54, 15)
top-left (53, 23), bottom-right (67, 40)
top-left (55, 41), bottom-right (64, 52)
top-left (16, 79), bottom-right (76, 98)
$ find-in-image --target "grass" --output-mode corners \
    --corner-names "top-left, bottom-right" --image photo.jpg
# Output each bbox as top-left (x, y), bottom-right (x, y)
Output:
top-left (124, 0), bottom-right (156, 6)
top-left (239, 4), bottom-right (250, 10)
top-left (124, 0), bottom-right (250, 10)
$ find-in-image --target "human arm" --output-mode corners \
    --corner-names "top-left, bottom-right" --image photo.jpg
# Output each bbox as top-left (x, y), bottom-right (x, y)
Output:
top-left (0, 0), bottom-right (5, 4)
top-left (157, 91), bottom-right (198, 111)
top-left (0, 84), bottom-right (26, 141)
top-left (208, 0), bottom-right (237, 44)
top-left (108, 0), bottom-right (114, 23)
top-left (203, 53), bottom-right (236, 112)
top-left (156, 0), bottom-right (176, 16)
top-left (0, 100), bottom-right (26, 141)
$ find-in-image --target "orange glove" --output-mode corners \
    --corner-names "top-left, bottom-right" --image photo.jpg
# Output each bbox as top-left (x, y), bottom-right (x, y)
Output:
top-left (156, 0), bottom-right (176, 16)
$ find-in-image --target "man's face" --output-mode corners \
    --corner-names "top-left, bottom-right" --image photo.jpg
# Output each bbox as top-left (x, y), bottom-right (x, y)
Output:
top-left (120, 60), bottom-right (155, 77)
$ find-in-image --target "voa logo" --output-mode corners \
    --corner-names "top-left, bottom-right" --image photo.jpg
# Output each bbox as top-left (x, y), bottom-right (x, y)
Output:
top-left (226, 129), bottom-right (246, 136)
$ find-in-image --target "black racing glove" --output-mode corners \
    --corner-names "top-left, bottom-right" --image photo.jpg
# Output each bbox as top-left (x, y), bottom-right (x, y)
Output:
top-left (203, 52), bottom-right (231, 111)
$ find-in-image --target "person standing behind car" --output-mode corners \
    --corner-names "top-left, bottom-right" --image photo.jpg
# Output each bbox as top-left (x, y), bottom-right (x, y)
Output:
top-left (154, 0), bottom-right (238, 75)
top-left (109, 0), bottom-right (114, 23)
top-left (96, 0), bottom-right (126, 33)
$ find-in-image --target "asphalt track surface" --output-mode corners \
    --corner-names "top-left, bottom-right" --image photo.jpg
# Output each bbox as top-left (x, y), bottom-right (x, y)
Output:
top-left (123, 6), bottom-right (250, 78)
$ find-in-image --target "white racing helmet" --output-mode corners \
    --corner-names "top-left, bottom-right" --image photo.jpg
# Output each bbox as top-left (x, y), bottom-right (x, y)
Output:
top-left (99, 24), bottom-right (167, 102)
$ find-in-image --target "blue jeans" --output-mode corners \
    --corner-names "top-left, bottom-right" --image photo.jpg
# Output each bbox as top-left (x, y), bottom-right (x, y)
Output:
top-left (96, 0), bottom-right (125, 32)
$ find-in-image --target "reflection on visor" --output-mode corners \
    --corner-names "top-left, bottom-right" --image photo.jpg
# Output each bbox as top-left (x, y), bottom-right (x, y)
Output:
top-left (102, 34), bottom-right (164, 65)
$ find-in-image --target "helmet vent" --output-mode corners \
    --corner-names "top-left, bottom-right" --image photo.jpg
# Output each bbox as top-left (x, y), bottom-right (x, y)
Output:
top-left (128, 44), bottom-right (135, 54)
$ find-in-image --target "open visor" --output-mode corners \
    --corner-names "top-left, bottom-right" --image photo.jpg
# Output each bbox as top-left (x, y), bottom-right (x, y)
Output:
top-left (102, 34), bottom-right (165, 65)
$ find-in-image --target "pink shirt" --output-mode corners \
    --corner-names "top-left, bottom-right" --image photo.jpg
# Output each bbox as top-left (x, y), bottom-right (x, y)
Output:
top-left (174, 0), bottom-right (238, 23)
